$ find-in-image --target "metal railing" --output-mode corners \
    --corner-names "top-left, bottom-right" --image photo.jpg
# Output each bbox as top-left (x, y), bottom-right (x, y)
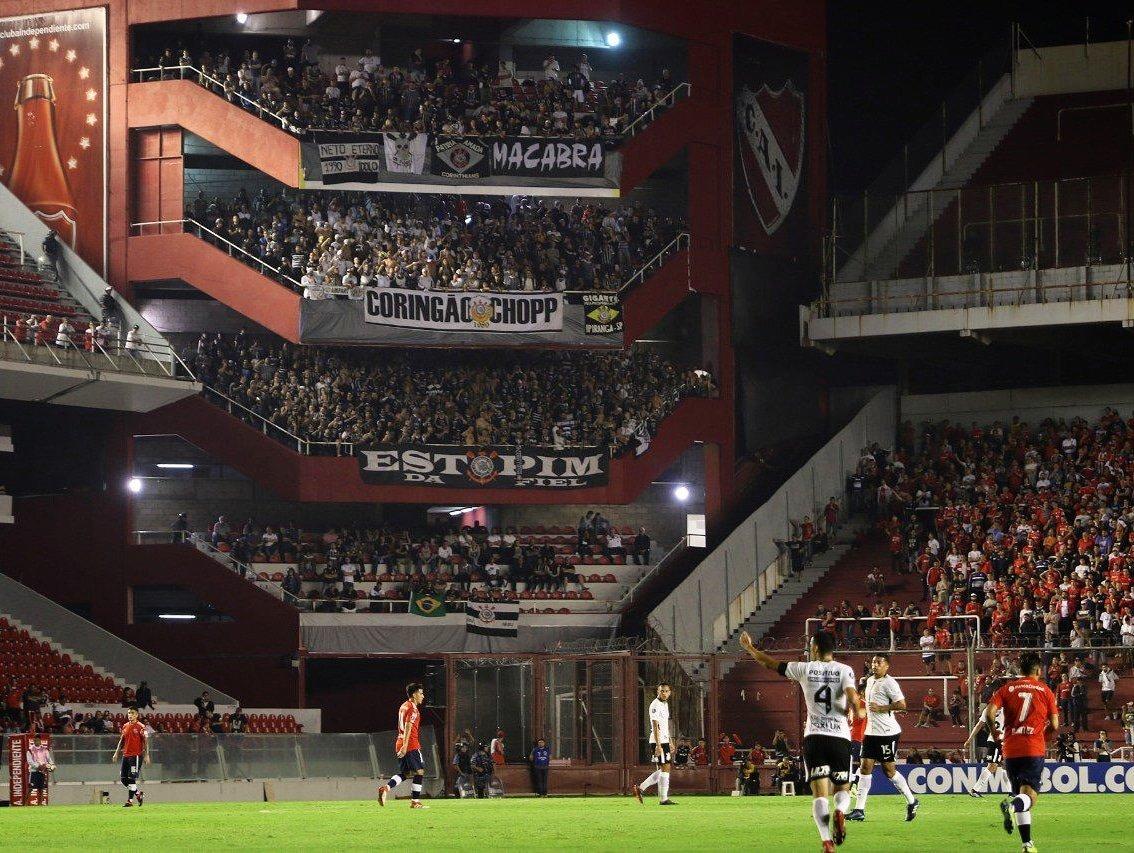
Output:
top-left (0, 320), bottom-right (196, 381)
top-left (200, 385), bottom-right (328, 454)
top-left (619, 231), bottom-right (690, 294)
top-left (803, 614), bottom-right (983, 652)
top-left (134, 217), bottom-right (686, 300)
top-left (624, 82), bottom-right (692, 138)
top-left (1, 230), bottom-right (27, 265)
top-left (131, 65), bottom-right (293, 131)
top-left (130, 64), bottom-right (689, 143)
top-left (129, 219), bottom-right (303, 291)
top-left (819, 173), bottom-right (1134, 315)
top-left (617, 537), bottom-right (687, 608)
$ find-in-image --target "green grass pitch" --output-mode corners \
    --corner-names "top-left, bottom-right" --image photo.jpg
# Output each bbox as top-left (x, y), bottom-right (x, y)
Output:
top-left (3, 794), bottom-right (1129, 850)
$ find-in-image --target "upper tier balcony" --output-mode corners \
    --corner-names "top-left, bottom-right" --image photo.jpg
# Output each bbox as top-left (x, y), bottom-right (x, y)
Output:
top-left (128, 220), bottom-right (690, 348)
top-left (134, 391), bottom-right (723, 506)
top-left (127, 67), bottom-right (694, 197)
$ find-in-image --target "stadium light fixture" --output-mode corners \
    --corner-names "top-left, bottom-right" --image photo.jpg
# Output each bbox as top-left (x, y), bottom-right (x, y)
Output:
top-left (127, 477), bottom-right (142, 494)
top-left (235, 12), bottom-right (249, 24)
top-left (448, 506), bottom-right (481, 516)
top-left (156, 463), bottom-right (194, 470)
top-left (673, 484), bottom-right (690, 503)
top-left (605, 31), bottom-right (621, 48)
top-left (158, 613), bottom-right (196, 620)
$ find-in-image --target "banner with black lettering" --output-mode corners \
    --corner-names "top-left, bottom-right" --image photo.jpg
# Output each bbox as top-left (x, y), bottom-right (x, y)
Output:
top-left (466, 601), bottom-right (519, 637)
top-left (357, 444), bottom-right (609, 489)
top-left (575, 292), bottom-right (623, 334)
top-left (431, 137), bottom-right (489, 180)
top-left (364, 289), bottom-right (563, 333)
top-left (489, 138), bottom-right (605, 178)
top-left (313, 133), bottom-right (385, 184)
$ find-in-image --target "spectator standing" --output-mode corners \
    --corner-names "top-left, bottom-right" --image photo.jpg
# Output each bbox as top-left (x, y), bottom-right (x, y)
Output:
top-left (471, 743), bottom-right (494, 798)
top-left (170, 512), bottom-right (188, 543)
top-left (1094, 731), bottom-right (1113, 763)
top-left (490, 729), bottom-right (506, 766)
top-left (26, 734), bottom-right (55, 798)
top-left (530, 737), bottom-right (550, 796)
top-left (632, 526), bottom-right (651, 565)
top-left (1098, 663), bottom-right (1118, 720)
top-left (690, 737), bottom-right (708, 766)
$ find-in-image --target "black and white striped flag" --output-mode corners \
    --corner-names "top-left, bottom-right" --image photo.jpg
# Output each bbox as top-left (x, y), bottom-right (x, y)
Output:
top-left (465, 602), bottom-right (520, 637)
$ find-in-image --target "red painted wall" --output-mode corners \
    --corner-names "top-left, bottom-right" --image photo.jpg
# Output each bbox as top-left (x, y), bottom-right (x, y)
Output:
top-left (128, 232), bottom-right (302, 341)
top-left (0, 412), bottom-right (301, 707)
top-left (127, 80), bottom-right (301, 186)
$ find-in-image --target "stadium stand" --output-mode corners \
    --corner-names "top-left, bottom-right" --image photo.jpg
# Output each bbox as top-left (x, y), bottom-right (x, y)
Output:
top-left (135, 37), bottom-right (684, 139)
top-left (185, 335), bottom-right (714, 453)
top-left (0, 229), bottom-right (99, 347)
top-left (184, 189), bottom-right (685, 296)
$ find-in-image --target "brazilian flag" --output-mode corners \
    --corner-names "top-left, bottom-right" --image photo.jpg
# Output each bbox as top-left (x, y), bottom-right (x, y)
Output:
top-left (409, 591), bottom-right (447, 617)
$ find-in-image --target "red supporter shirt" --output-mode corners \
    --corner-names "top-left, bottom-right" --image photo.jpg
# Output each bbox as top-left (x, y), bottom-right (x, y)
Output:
top-left (395, 699), bottom-right (421, 753)
top-left (121, 720), bottom-right (147, 758)
top-left (989, 677), bottom-right (1057, 759)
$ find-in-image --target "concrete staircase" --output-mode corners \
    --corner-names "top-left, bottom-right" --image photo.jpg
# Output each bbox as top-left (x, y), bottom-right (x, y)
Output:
top-left (838, 74), bottom-right (1036, 283)
top-left (698, 519), bottom-right (870, 681)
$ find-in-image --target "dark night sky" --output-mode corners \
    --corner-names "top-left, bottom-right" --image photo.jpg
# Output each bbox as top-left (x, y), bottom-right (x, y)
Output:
top-left (827, 1), bottom-right (1133, 195)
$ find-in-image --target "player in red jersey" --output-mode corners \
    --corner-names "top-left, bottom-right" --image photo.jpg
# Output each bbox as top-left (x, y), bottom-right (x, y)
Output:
top-left (111, 707), bottom-right (150, 807)
top-left (377, 682), bottom-right (427, 809)
top-left (985, 653), bottom-right (1058, 853)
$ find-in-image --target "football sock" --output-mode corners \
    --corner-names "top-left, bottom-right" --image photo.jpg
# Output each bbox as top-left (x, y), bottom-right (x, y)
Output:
top-left (812, 798), bottom-right (832, 842)
top-left (833, 790), bottom-right (851, 814)
top-left (411, 782), bottom-right (422, 802)
top-left (890, 771), bottom-right (916, 805)
top-left (1016, 809), bottom-right (1032, 843)
top-left (854, 773), bottom-right (872, 810)
top-left (658, 772), bottom-right (670, 802)
top-left (386, 774), bottom-right (403, 788)
top-left (128, 783), bottom-right (137, 794)
top-left (639, 770), bottom-right (661, 791)
top-left (1012, 793), bottom-right (1033, 813)
top-left (974, 767), bottom-right (992, 792)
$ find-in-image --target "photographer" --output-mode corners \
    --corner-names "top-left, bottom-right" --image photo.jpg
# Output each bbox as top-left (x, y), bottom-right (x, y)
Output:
top-left (471, 743), bottom-right (494, 798)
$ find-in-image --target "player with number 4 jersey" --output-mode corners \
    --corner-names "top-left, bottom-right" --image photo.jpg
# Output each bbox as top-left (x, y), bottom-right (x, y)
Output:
top-left (740, 630), bottom-right (864, 853)
top-left (986, 653), bottom-right (1059, 853)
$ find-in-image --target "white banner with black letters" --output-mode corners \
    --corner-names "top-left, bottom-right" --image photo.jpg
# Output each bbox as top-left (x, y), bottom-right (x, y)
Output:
top-left (363, 289), bottom-right (563, 333)
top-left (314, 133), bottom-right (384, 184)
top-left (466, 602), bottom-right (520, 637)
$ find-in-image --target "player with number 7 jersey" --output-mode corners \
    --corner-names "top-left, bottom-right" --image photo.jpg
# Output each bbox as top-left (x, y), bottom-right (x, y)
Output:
top-left (986, 653), bottom-right (1058, 853)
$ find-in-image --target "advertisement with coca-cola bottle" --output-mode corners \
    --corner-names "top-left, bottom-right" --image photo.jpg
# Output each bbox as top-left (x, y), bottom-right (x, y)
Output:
top-left (0, 9), bottom-right (106, 274)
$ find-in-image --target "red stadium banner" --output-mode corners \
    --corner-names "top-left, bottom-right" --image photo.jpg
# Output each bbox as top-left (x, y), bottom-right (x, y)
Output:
top-left (8, 732), bottom-right (28, 806)
top-left (733, 33), bottom-right (809, 256)
top-left (0, 9), bottom-right (107, 275)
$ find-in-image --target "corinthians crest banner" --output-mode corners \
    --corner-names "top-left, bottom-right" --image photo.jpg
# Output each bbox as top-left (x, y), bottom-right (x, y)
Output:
top-left (733, 33), bottom-right (809, 255)
top-left (358, 445), bottom-right (609, 489)
top-left (363, 289), bottom-right (564, 333)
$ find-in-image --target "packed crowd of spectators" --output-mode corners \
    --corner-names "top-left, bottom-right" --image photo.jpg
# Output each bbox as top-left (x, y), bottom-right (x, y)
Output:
top-left (140, 37), bottom-right (681, 139)
top-left (804, 412), bottom-right (1134, 744)
top-left (186, 332), bottom-right (714, 453)
top-left (187, 187), bottom-right (685, 295)
top-left (192, 512), bottom-right (653, 613)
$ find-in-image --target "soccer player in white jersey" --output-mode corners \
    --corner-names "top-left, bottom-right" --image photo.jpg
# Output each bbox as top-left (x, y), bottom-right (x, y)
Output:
top-left (632, 683), bottom-right (676, 805)
top-left (963, 704), bottom-right (1007, 797)
top-left (740, 630), bottom-right (863, 853)
top-left (848, 653), bottom-right (920, 822)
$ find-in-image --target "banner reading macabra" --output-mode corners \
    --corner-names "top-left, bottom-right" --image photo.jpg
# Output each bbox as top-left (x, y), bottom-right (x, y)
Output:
top-left (870, 762), bottom-right (1134, 795)
top-left (308, 132), bottom-right (612, 187)
top-left (0, 9), bottom-right (107, 274)
top-left (358, 444), bottom-right (609, 489)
